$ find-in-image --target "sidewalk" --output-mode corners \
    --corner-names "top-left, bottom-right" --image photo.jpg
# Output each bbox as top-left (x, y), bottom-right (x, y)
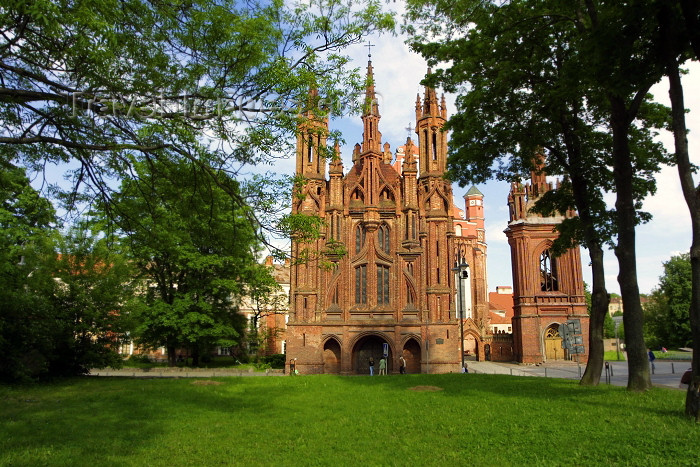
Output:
top-left (89, 367), bottom-right (285, 377)
top-left (467, 360), bottom-right (687, 390)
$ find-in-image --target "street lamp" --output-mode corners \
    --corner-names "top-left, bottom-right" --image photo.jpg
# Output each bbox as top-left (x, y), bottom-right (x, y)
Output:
top-left (453, 260), bottom-right (469, 372)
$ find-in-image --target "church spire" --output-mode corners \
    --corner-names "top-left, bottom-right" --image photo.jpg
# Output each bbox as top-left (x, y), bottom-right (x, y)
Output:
top-left (360, 49), bottom-right (382, 155)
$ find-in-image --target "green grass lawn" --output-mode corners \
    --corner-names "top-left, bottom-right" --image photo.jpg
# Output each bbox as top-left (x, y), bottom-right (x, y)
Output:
top-left (1, 374), bottom-right (697, 466)
top-left (654, 350), bottom-right (693, 360)
top-left (604, 350), bottom-right (626, 361)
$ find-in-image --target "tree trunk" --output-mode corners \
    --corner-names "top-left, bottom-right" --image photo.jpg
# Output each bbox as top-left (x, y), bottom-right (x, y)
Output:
top-left (192, 346), bottom-right (200, 367)
top-left (662, 31), bottom-right (700, 419)
top-left (167, 344), bottom-right (177, 367)
top-left (581, 243), bottom-right (610, 385)
top-left (567, 169), bottom-right (610, 386)
top-left (609, 98), bottom-right (652, 391)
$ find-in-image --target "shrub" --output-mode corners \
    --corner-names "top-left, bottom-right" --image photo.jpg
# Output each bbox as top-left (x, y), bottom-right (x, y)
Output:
top-left (262, 354), bottom-right (286, 369)
top-left (127, 354), bottom-right (152, 364)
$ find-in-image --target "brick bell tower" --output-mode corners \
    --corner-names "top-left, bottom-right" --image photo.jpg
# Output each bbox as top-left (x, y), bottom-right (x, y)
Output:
top-left (505, 156), bottom-right (589, 364)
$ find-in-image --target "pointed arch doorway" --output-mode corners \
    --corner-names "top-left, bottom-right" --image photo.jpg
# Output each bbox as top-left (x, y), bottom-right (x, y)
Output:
top-left (323, 338), bottom-right (341, 374)
top-left (402, 338), bottom-right (421, 374)
top-left (544, 324), bottom-right (564, 361)
top-left (353, 335), bottom-right (392, 374)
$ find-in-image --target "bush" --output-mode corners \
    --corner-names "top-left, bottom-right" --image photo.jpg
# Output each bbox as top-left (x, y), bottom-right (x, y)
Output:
top-left (127, 354), bottom-right (152, 364)
top-left (261, 354), bottom-right (286, 369)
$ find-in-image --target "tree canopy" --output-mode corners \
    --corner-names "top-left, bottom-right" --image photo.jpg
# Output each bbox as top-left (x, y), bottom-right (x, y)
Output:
top-left (404, 0), bottom-right (669, 388)
top-left (1, 0), bottom-right (394, 248)
top-left (109, 157), bottom-right (268, 366)
top-left (645, 253), bottom-right (693, 349)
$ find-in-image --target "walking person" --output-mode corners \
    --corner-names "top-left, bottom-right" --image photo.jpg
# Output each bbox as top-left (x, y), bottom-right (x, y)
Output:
top-left (369, 357), bottom-right (375, 376)
top-left (290, 358), bottom-right (297, 375)
top-left (399, 355), bottom-right (406, 374)
top-left (379, 357), bottom-right (387, 375)
top-left (647, 348), bottom-right (656, 374)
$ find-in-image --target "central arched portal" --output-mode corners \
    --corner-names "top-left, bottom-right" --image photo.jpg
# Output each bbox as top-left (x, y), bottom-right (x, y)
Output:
top-left (353, 335), bottom-right (392, 374)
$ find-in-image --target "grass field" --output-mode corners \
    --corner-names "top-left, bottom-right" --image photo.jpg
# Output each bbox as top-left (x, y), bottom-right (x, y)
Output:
top-left (604, 350), bottom-right (626, 361)
top-left (1, 374), bottom-right (697, 466)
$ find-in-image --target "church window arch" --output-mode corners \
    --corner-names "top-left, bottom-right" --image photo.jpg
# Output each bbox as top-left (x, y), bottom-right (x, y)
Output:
top-left (380, 187), bottom-right (394, 203)
top-left (378, 224), bottom-right (390, 253)
top-left (351, 188), bottom-right (364, 203)
top-left (455, 224), bottom-right (462, 236)
top-left (307, 134), bottom-right (314, 163)
top-left (355, 264), bottom-right (367, 304)
top-left (377, 264), bottom-right (390, 305)
top-left (355, 224), bottom-right (366, 254)
top-left (432, 131), bottom-right (437, 161)
top-left (540, 249), bottom-right (559, 291)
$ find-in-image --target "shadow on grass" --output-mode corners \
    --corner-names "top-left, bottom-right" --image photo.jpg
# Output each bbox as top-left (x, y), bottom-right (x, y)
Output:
top-left (331, 372), bottom-right (688, 419)
top-left (0, 376), bottom-right (292, 465)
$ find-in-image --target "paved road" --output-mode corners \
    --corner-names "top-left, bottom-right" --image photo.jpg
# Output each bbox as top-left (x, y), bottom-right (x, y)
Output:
top-left (467, 360), bottom-right (690, 390)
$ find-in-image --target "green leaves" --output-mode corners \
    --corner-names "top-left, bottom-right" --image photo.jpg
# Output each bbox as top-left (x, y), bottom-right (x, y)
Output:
top-left (108, 156), bottom-right (272, 362)
top-left (645, 253), bottom-right (693, 349)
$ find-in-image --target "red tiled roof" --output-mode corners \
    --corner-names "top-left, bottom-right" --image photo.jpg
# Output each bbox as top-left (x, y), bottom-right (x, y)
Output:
top-left (488, 290), bottom-right (514, 324)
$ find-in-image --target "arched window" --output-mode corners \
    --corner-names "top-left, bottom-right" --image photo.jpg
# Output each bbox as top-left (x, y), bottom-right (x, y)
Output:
top-left (355, 224), bottom-right (366, 254)
top-left (307, 135), bottom-right (313, 163)
top-left (355, 265), bottom-right (367, 304)
top-left (423, 129), bottom-right (428, 158)
top-left (377, 264), bottom-right (390, 305)
top-left (540, 249), bottom-right (559, 291)
top-left (455, 224), bottom-right (462, 236)
top-left (377, 224), bottom-right (390, 253)
top-left (432, 131), bottom-right (437, 160)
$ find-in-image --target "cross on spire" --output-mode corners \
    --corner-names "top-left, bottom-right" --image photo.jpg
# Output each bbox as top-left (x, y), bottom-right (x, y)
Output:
top-left (405, 122), bottom-right (414, 137)
top-left (365, 41), bottom-right (375, 59)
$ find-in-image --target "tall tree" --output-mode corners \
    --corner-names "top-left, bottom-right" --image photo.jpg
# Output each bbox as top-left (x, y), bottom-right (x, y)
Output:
top-left (655, 0), bottom-right (700, 419)
top-left (644, 253), bottom-right (693, 350)
top-left (404, 0), bottom-right (666, 386)
top-left (0, 163), bottom-right (57, 381)
top-left (0, 0), bottom-right (394, 250)
top-left (110, 157), bottom-right (268, 366)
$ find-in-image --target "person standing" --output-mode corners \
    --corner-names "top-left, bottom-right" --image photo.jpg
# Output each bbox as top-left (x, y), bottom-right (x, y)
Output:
top-left (290, 358), bottom-right (297, 376)
top-left (399, 355), bottom-right (406, 374)
top-left (369, 357), bottom-right (375, 376)
top-left (379, 357), bottom-right (387, 375)
top-left (648, 349), bottom-right (656, 374)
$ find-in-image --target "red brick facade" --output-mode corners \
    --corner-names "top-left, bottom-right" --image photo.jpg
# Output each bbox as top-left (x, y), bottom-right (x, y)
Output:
top-left (505, 161), bottom-right (589, 364)
top-left (286, 61), bottom-right (499, 374)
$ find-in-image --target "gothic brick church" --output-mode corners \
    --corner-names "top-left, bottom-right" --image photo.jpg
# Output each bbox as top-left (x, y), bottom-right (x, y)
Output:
top-left (285, 59), bottom-right (588, 374)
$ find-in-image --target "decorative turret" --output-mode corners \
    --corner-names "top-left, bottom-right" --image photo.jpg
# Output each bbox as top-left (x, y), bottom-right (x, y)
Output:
top-left (295, 87), bottom-right (328, 181)
top-left (416, 73), bottom-right (448, 179)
